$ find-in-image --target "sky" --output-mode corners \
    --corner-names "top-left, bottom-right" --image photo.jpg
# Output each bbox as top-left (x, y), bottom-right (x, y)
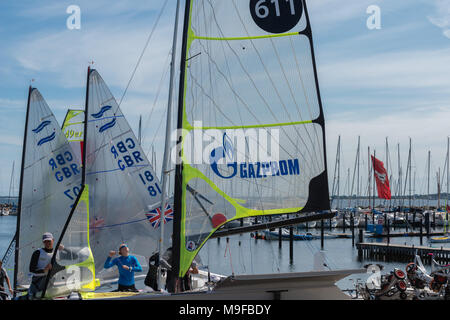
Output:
top-left (0, 0), bottom-right (450, 198)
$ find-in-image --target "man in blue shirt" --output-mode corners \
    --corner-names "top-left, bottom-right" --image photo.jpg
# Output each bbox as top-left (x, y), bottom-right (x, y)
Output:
top-left (104, 244), bottom-right (142, 292)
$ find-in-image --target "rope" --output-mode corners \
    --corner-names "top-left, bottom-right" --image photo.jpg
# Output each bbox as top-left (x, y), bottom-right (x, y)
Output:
top-left (224, 239), bottom-right (235, 276)
top-left (117, 0), bottom-right (170, 108)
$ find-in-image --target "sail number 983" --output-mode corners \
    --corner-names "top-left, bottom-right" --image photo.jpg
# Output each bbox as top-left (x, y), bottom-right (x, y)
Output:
top-left (250, 0), bottom-right (303, 34)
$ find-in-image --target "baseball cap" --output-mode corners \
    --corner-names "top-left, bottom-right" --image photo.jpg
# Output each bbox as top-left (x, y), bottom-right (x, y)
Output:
top-left (42, 232), bottom-right (54, 241)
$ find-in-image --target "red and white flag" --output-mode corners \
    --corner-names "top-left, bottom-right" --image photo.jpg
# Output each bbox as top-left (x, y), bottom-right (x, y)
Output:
top-left (371, 155), bottom-right (391, 199)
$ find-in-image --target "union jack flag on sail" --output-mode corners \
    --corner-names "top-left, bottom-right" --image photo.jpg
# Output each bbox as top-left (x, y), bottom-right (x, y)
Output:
top-left (145, 203), bottom-right (173, 229)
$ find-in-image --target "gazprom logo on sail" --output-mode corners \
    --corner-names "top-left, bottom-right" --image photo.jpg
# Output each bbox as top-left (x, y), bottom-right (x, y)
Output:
top-left (209, 133), bottom-right (300, 180)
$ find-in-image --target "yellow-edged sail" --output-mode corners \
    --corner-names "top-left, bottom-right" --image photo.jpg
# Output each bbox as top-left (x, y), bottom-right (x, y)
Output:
top-left (173, 0), bottom-right (331, 277)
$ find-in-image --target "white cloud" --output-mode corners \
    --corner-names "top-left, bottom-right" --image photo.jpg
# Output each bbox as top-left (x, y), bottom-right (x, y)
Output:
top-left (13, 23), bottom-right (173, 92)
top-left (307, 0), bottom-right (382, 27)
top-left (319, 47), bottom-right (450, 90)
top-left (19, 1), bottom-right (169, 20)
top-left (427, 0), bottom-right (450, 38)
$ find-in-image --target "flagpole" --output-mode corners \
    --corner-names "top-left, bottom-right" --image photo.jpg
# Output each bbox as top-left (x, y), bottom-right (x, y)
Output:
top-left (428, 150), bottom-right (431, 210)
top-left (368, 146), bottom-right (371, 209)
top-left (409, 138), bottom-right (412, 209)
top-left (386, 137), bottom-right (390, 210)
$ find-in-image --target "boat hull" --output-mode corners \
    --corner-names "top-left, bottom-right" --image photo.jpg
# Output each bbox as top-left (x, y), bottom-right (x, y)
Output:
top-left (88, 269), bottom-right (365, 300)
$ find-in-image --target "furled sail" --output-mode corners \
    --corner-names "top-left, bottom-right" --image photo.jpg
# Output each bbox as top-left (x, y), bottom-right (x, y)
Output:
top-left (173, 0), bottom-right (330, 277)
top-left (14, 88), bottom-right (82, 290)
top-left (61, 109), bottom-right (84, 164)
top-left (46, 68), bottom-right (171, 296)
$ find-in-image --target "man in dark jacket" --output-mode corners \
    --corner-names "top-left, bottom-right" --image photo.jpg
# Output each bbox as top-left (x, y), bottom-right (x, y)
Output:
top-left (27, 232), bottom-right (56, 299)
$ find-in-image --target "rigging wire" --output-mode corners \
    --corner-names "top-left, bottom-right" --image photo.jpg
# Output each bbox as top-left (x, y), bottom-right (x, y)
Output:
top-left (117, 0), bottom-right (170, 109)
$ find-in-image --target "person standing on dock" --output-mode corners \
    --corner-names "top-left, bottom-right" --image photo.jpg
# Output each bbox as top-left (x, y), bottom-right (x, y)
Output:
top-left (0, 260), bottom-right (13, 300)
top-left (104, 244), bottom-right (143, 292)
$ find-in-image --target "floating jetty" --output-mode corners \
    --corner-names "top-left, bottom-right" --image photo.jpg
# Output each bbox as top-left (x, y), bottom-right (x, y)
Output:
top-left (365, 231), bottom-right (447, 238)
top-left (356, 242), bottom-right (450, 265)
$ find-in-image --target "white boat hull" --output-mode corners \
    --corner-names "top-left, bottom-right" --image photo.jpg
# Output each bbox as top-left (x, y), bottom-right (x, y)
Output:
top-left (96, 269), bottom-right (365, 300)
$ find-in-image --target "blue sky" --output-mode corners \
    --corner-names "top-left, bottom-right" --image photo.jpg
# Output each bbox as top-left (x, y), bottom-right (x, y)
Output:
top-left (1, 0), bottom-right (450, 197)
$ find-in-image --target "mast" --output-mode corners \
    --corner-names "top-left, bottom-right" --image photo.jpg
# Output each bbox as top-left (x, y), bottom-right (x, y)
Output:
top-left (138, 115), bottom-right (142, 145)
top-left (157, 0), bottom-right (181, 290)
top-left (7, 161), bottom-right (15, 206)
top-left (402, 139), bottom-right (411, 209)
top-left (427, 150), bottom-right (431, 209)
top-left (438, 168), bottom-right (441, 209)
top-left (409, 138), bottom-right (412, 209)
top-left (350, 136), bottom-right (360, 208)
top-left (357, 136), bottom-right (360, 207)
top-left (331, 135), bottom-right (340, 209)
top-left (397, 143), bottom-right (401, 208)
top-left (373, 149), bottom-right (376, 209)
top-left (13, 86), bottom-right (33, 294)
top-left (173, 0), bottom-right (192, 281)
top-left (347, 167), bottom-right (350, 208)
top-left (368, 146), bottom-right (371, 208)
top-left (337, 136), bottom-right (340, 209)
top-left (445, 137), bottom-right (450, 222)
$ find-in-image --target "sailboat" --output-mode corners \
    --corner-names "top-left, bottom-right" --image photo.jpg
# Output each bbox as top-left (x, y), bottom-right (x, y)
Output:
top-left (42, 0), bottom-right (364, 300)
top-left (140, 0), bottom-right (363, 299)
top-left (12, 87), bottom-right (83, 295)
top-left (39, 67), bottom-right (174, 298)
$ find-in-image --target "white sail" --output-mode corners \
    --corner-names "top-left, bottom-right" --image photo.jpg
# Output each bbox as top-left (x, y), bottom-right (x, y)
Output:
top-left (173, 0), bottom-right (330, 277)
top-left (46, 69), bottom-right (172, 296)
top-left (15, 88), bottom-right (82, 289)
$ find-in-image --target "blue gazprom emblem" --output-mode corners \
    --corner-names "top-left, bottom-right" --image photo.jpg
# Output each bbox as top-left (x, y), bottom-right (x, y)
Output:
top-left (91, 105), bottom-right (117, 132)
top-left (210, 133), bottom-right (237, 179)
top-left (210, 132), bottom-right (301, 180)
top-left (33, 120), bottom-right (56, 146)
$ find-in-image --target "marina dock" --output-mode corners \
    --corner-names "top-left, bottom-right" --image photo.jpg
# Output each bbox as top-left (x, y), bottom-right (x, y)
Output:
top-left (356, 242), bottom-right (450, 265)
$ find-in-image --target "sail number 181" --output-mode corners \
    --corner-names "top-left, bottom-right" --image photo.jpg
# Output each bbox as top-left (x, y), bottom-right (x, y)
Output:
top-left (138, 170), bottom-right (162, 197)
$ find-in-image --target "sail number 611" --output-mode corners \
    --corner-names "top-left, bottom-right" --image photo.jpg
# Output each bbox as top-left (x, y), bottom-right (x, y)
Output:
top-left (255, 0), bottom-right (296, 18)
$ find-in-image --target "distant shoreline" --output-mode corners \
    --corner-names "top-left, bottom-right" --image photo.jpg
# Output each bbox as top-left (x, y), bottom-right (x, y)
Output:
top-left (0, 196), bottom-right (18, 205)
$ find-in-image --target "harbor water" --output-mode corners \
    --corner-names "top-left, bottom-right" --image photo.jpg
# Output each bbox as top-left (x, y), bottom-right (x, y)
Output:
top-left (2, 214), bottom-right (449, 295)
